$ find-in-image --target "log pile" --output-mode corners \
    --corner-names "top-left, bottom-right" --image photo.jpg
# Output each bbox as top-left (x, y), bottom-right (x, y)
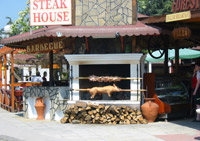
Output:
top-left (61, 102), bottom-right (147, 124)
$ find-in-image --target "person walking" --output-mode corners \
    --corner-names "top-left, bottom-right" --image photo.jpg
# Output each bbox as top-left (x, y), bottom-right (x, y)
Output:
top-left (193, 62), bottom-right (200, 122)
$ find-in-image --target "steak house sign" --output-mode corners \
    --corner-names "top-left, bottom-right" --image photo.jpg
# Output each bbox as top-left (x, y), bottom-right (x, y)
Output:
top-left (30, 0), bottom-right (72, 26)
top-left (172, 0), bottom-right (200, 12)
top-left (27, 41), bottom-right (64, 53)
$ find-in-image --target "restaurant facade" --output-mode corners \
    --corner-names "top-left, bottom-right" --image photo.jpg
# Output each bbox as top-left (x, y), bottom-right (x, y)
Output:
top-left (0, 0), bottom-right (165, 122)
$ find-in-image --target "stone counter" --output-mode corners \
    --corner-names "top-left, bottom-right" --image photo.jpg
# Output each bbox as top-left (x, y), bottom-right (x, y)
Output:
top-left (23, 86), bottom-right (69, 121)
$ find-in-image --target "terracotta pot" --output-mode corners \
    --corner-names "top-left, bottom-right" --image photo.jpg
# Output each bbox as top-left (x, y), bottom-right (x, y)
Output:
top-left (35, 97), bottom-right (45, 120)
top-left (141, 98), bottom-right (159, 123)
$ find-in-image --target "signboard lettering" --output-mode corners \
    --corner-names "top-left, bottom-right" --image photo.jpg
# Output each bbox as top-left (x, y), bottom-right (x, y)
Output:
top-left (172, 27), bottom-right (191, 40)
top-left (30, 0), bottom-right (72, 26)
top-left (27, 41), bottom-right (64, 53)
top-left (172, 0), bottom-right (200, 13)
top-left (166, 11), bottom-right (191, 22)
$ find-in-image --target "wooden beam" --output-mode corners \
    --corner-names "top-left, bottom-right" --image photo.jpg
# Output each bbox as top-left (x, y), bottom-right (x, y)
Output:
top-left (132, 36), bottom-right (136, 53)
top-left (49, 51), bottom-right (54, 86)
top-left (164, 36), bottom-right (169, 74)
top-left (72, 0), bottom-right (76, 26)
top-left (3, 55), bottom-right (7, 90)
top-left (132, 0), bottom-right (137, 24)
top-left (85, 37), bottom-right (89, 54)
top-left (0, 57), bottom-right (2, 89)
top-left (121, 36), bottom-right (124, 53)
top-left (164, 47), bottom-right (169, 74)
top-left (175, 47), bottom-right (179, 74)
top-left (8, 82), bottom-right (42, 87)
top-left (10, 52), bottom-right (15, 112)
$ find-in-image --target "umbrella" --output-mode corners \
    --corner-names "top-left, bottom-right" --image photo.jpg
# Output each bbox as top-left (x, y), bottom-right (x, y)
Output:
top-left (145, 49), bottom-right (200, 62)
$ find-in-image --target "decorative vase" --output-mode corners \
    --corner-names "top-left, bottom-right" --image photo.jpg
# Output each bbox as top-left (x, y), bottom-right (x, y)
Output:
top-left (141, 98), bottom-right (159, 123)
top-left (35, 97), bottom-right (45, 120)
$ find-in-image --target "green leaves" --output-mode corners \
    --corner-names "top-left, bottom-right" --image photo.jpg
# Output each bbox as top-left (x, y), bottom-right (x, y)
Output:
top-left (10, 0), bottom-right (41, 36)
top-left (138, 0), bottom-right (173, 16)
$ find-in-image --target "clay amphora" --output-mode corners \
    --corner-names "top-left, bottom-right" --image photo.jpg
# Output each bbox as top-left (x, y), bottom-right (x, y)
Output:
top-left (35, 97), bottom-right (45, 120)
top-left (141, 98), bottom-right (159, 123)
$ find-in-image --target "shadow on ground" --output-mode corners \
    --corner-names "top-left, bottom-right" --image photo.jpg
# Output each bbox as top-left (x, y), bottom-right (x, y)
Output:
top-left (166, 117), bottom-right (200, 131)
top-left (0, 135), bottom-right (23, 141)
top-left (14, 112), bottom-right (24, 117)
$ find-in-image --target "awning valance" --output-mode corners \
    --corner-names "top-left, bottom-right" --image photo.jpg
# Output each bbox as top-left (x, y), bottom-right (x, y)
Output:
top-left (1, 21), bottom-right (161, 45)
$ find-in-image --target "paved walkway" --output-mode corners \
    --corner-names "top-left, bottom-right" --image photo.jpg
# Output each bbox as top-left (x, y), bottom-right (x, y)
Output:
top-left (0, 108), bottom-right (200, 141)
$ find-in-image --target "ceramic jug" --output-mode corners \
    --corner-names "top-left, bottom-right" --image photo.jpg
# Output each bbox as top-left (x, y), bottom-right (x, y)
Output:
top-left (35, 97), bottom-right (45, 120)
top-left (141, 98), bottom-right (159, 123)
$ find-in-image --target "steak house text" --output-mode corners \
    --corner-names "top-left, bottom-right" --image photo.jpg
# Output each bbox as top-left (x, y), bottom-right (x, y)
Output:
top-left (30, 0), bottom-right (72, 26)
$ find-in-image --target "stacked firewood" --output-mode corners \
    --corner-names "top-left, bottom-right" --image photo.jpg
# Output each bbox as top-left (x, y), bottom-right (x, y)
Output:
top-left (61, 102), bottom-right (147, 124)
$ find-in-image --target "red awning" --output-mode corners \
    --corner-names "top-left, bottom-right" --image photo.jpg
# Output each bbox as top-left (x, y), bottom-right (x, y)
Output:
top-left (1, 21), bottom-right (161, 44)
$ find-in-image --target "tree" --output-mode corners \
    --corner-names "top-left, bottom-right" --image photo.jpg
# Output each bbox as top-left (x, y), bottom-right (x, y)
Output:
top-left (0, 28), bottom-right (4, 40)
top-left (11, 0), bottom-right (42, 35)
top-left (0, 17), bottom-right (13, 40)
top-left (138, 0), bottom-right (173, 16)
top-left (0, 0), bottom-right (40, 39)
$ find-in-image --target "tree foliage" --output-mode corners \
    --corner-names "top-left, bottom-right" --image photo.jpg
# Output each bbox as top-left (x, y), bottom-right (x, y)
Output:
top-left (138, 0), bottom-right (173, 16)
top-left (0, 17), bottom-right (14, 40)
top-left (11, 0), bottom-right (42, 36)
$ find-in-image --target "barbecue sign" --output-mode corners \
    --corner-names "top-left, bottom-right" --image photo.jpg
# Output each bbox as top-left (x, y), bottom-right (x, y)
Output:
top-left (26, 41), bottom-right (64, 53)
top-left (30, 0), bottom-right (72, 26)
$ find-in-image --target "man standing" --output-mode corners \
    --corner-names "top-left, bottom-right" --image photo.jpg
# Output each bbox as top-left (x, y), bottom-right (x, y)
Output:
top-left (31, 71), bottom-right (43, 82)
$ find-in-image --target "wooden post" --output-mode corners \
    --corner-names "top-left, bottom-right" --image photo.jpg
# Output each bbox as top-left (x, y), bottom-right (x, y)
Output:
top-left (132, 0), bottom-right (137, 24)
top-left (49, 51), bottom-right (54, 86)
top-left (11, 52), bottom-right (15, 112)
top-left (175, 47), bottom-right (179, 73)
top-left (164, 36), bottom-right (169, 74)
top-left (3, 55), bottom-right (7, 90)
top-left (164, 48), bottom-right (169, 74)
top-left (121, 36), bottom-right (124, 53)
top-left (85, 37), bottom-right (89, 54)
top-left (143, 73), bottom-right (155, 98)
top-left (0, 56), bottom-right (2, 89)
top-left (132, 36), bottom-right (136, 53)
top-left (72, 0), bottom-right (76, 26)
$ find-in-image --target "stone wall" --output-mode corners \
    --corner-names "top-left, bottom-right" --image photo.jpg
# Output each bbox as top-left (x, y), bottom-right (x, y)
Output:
top-left (23, 86), bottom-right (69, 121)
top-left (76, 0), bottom-right (134, 26)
